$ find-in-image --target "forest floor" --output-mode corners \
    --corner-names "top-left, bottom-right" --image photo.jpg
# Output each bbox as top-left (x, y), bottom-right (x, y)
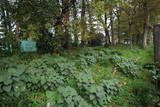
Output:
top-left (0, 46), bottom-right (159, 107)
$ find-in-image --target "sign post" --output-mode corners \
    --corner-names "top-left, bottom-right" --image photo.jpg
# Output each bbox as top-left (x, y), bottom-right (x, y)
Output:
top-left (21, 39), bottom-right (37, 52)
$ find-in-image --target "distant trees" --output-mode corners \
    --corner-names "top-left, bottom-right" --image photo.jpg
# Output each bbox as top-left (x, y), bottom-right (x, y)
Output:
top-left (0, 0), bottom-right (160, 53)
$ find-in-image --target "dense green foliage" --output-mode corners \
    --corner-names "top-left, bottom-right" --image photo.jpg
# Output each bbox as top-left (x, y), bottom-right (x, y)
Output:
top-left (25, 67), bottom-right (64, 91)
top-left (46, 87), bottom-right (92, 107)
top-left (0, 47), bottom-right (159, 107)
top-left (110, 55), bottom-right (140, 77)
top-left (0, 65), bottom-right (26, 105)
top-left (102, 79), bottom-right (121, 99)
top-left (144, 63), bottom-right (160, 81)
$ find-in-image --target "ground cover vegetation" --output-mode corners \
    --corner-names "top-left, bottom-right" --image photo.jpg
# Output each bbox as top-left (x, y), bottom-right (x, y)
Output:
top-left (0, 47), bottom-right (159, 107)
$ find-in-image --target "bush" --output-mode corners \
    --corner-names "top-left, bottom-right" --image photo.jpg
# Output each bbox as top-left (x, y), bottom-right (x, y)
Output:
top-left (76, 47), bottom-right (112, 65)
top-left (51, 57), bottom-right (77, 77)
top-left (25, 56), bottom-right (77, 91)
top-left (76, 72), bottom-right (95, 90)
top-left (80, 55), bottom-right (97, 66)
top-left (143, 63), bottom-right (160, 81)
top-left (77, 48), bottom-right (110, 65)
top-left (46, 86), bottom-right (92, 107)
top-left (0, 65), bottom-right (26, 105)
top-left (0, 56), bottom-right (19, 70)
top-left (76, 72), bottom-right (107, 106)
top-left (101, 79), bottom-right (121, 102)
top-left (27, 56), bottom-right (77, 77)
top-left (75, 72), bottom-right (121, 106)
top-left (110, 55), bottom-right (139, 77)
top-left (84, 84), bottom-right (107, 106)
top-left (75, 58), bottom-right (89, 70)
top-left (25, 67), bottom-right (64, 91)
top-left (26, 55), bottom-right (54, 69)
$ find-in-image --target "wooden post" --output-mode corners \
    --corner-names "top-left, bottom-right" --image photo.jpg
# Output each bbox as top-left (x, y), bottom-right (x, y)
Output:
top-left (153, 24), bottom-right (160, 63)
top-left (153, 24), bottom-right (160, 107)
top-left (153, 25), bottom-right (160, 106)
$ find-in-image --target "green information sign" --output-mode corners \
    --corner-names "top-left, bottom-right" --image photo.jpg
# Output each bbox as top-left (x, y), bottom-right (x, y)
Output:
top-left (21, 40), bottom-right (37, 52)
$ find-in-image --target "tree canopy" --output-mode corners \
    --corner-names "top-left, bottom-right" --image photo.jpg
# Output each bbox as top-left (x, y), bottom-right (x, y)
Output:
top-left (0, 0), bottom-right (160, 53)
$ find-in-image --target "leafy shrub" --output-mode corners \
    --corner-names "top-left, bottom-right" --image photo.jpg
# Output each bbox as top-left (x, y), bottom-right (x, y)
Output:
top-left (76, 72), bottom-right (95, 90)
top-left (75, 58), bottom-right (89, 70)
top-left (27, 56), bottom-right (54, 69)
top-left (143, 63), bottom-right (160, 81)
top-left (0, 65), bottom-right (26, 105)
top-left (25, 67), bottom-right (64, 91)
top-left (76, 72), bottom-right (119, 106)
top-left (80, 55), bottom-right (97, 66)
top-left (27, 56), bottom-right (77, 77)
top-left (0, 57), bottom-right (19, 70)
top-left (0, 65), bottom-right (26, 96)
top-left (101, 79), bottom-right (121, 102)
top-left (77, 48), bottom-right (111, 65)
top-left (46, 86), bottom-right (92, 107)
top-left (76, 72), bottom-right (107, 106)
top-left (95, 51), bottom-right (107, 62)
top-left (143, 63), bottom-right (159, 71)
top-left (85, 84), bottom-right (107, 106)
top-left (51, 57), bottom-right (77, 77)
top-left (24, 55), bottom-right (77, 91)
top-left (110, 55), bottom-right (139, 77)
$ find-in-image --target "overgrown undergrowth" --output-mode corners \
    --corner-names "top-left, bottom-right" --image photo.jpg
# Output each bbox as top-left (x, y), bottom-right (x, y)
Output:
top-left (0, 46), bottom-right (159, 107)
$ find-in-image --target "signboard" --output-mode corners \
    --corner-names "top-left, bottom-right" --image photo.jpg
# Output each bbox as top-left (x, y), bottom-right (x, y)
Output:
top-left (21, 40), bottom-right (37, 52)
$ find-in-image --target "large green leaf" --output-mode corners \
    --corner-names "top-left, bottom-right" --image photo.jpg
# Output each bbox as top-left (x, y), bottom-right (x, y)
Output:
top-left (0, 71), bottom-right (11, 82)
top-left (3, 85), bottom-right (11, 92)
top-left (8, 68), bottom-right (23, 77)
top-left (4, 79), bottom-right (12, 85)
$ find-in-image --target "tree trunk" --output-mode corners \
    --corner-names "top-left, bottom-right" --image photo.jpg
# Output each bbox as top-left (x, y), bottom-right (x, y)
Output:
top-left (142, 3), bottom-right (150, 48)
top-left (54, 0), bottom-right (63, 37)
top-left (87, 0), bottom-right (93, 32)
top-left (15, 22), bottom-right (20, 42)
top-left (62, 0), bottom-right (72, 49)
top-left (72, 0), bottom-right (79, 47)
top-left (81, 0), bottom-right (87, 47)
top-left (128, 23), bottom-right (132, 48)
top-left (110, 10), bottom-right (115, 45)
top-left (104, 13), bottom-right (110, 46)
top-left (142, 19), bottom-right (149, 48)
top-left (117, 13), bottom-right (120, 44)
